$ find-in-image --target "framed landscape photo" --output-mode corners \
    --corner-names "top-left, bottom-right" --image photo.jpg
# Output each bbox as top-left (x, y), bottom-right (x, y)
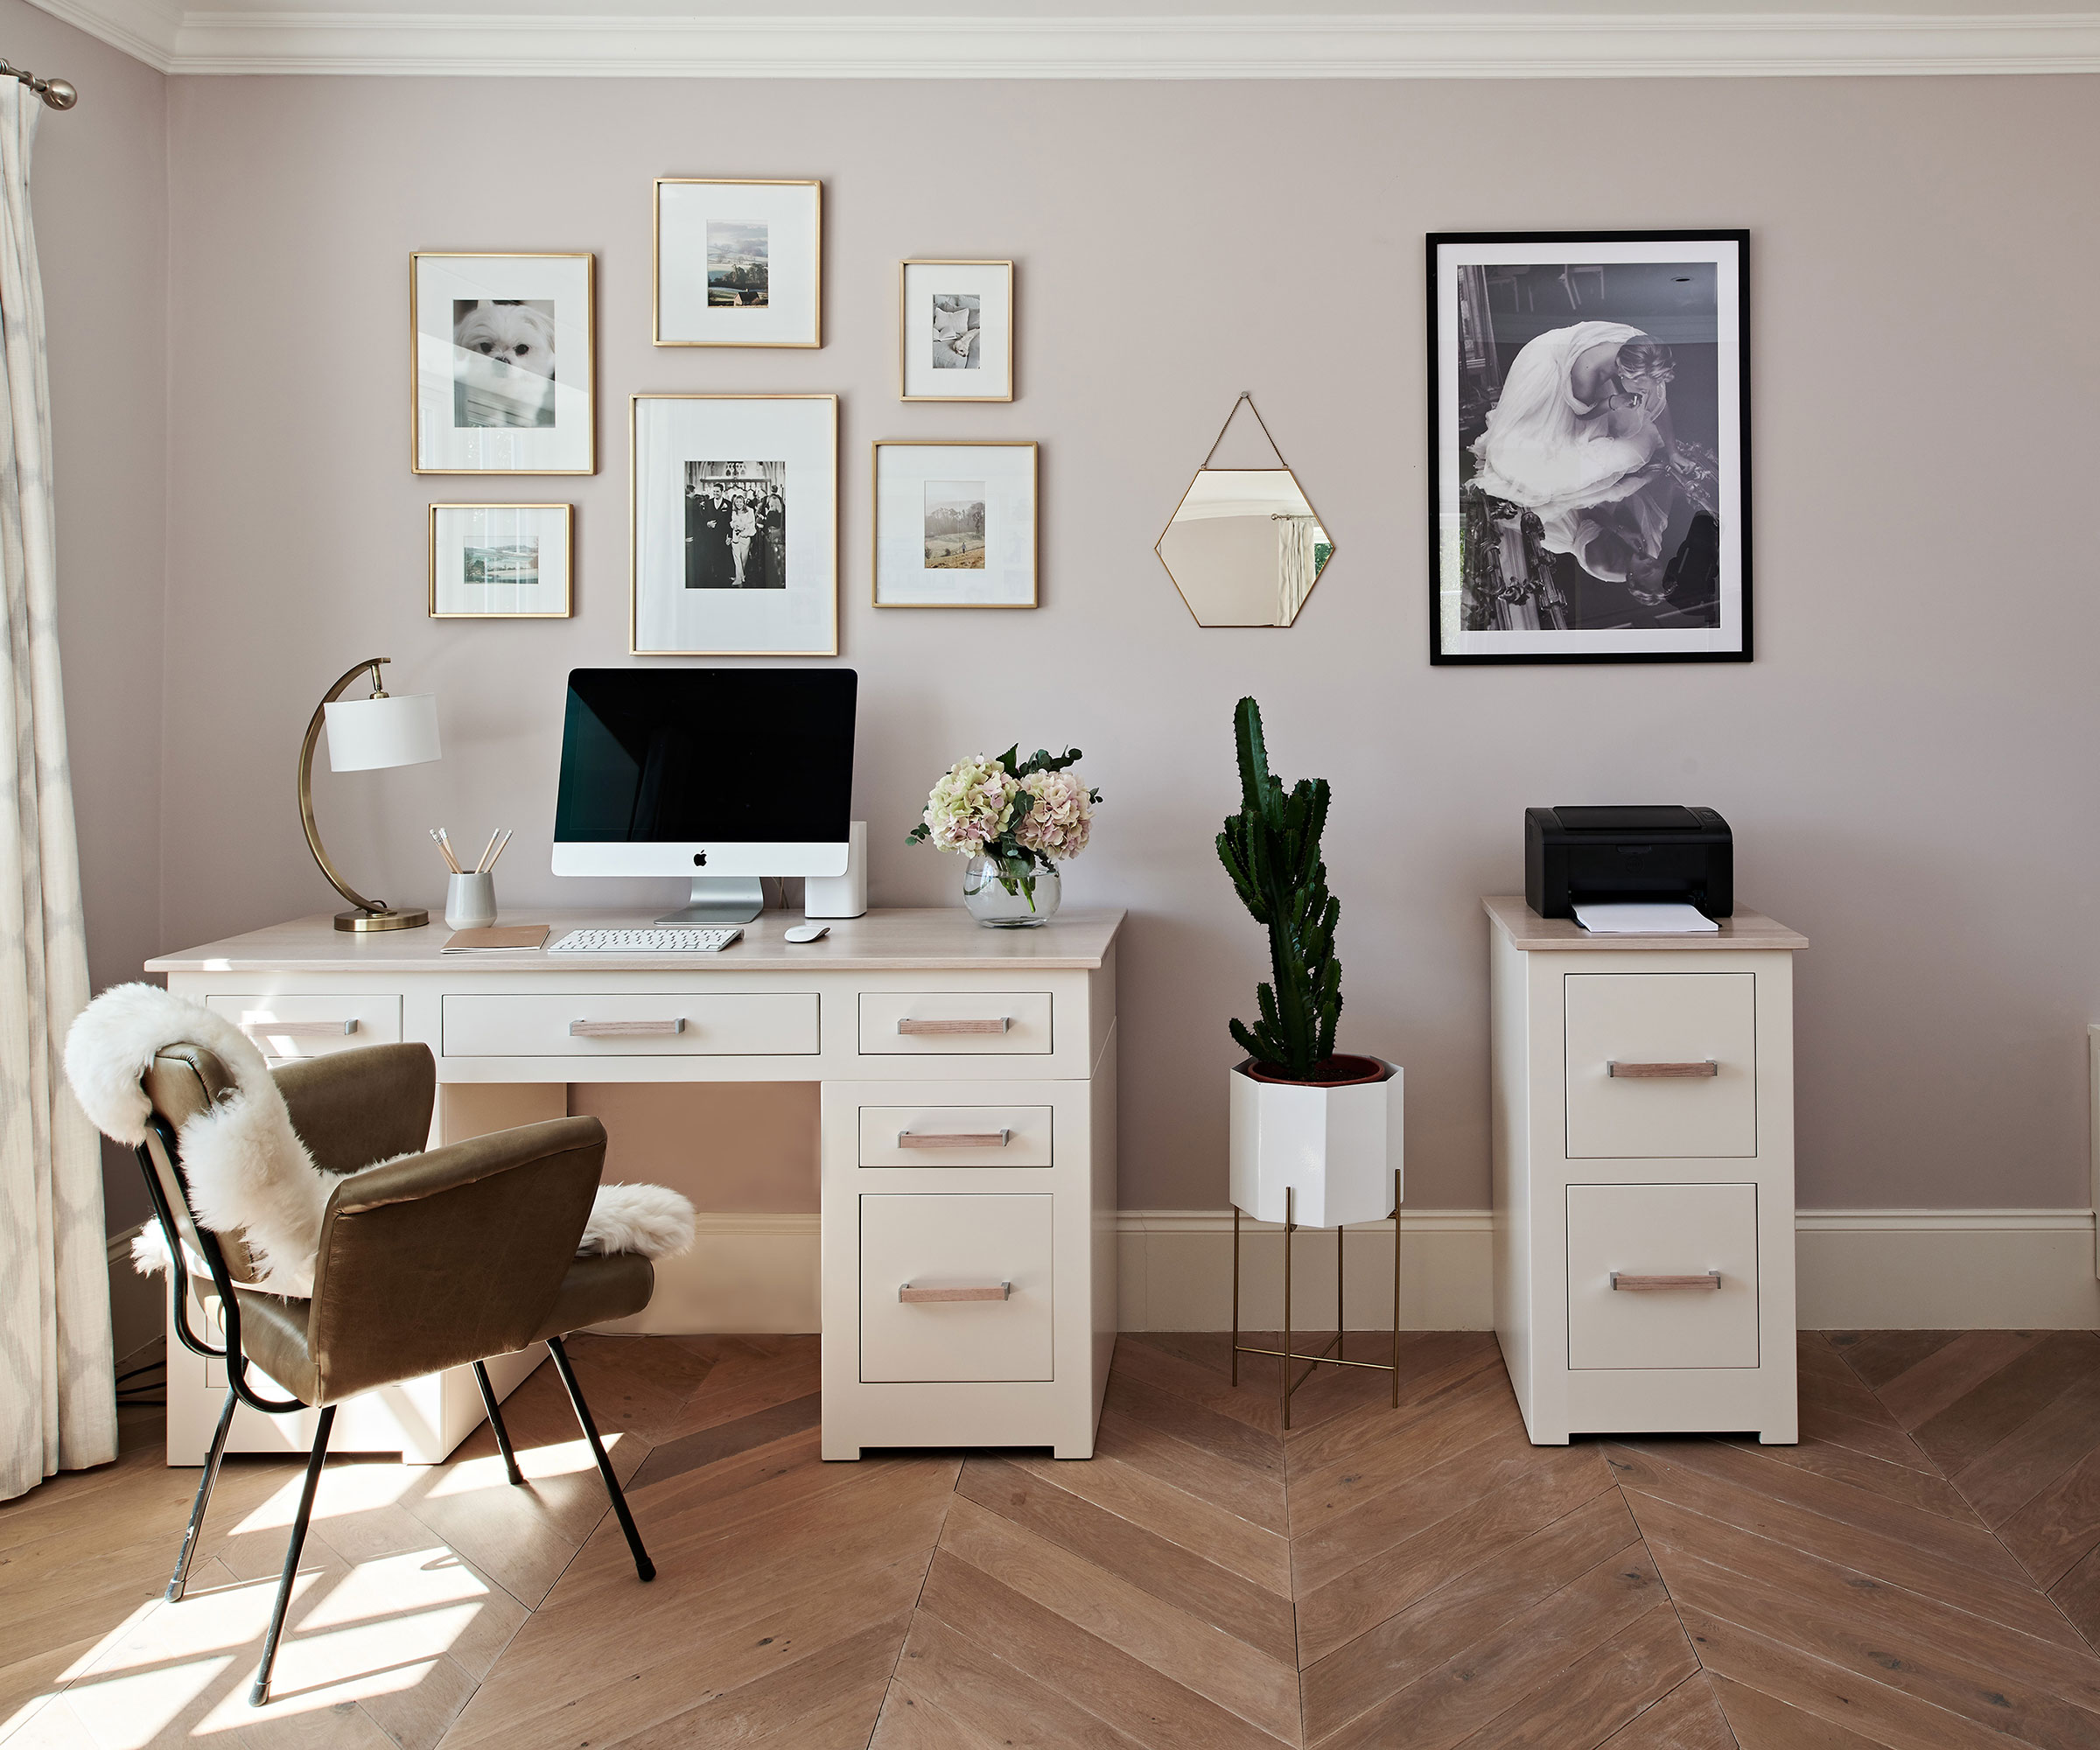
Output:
top-left (429, 504), bottom-right (572, 619)
top-left (872, 440), bottom-right (1037, 607)
top-left (1428, 230), bottom-right (1750, 664)
top-left (411, 253), bottom-right (595, 474)
top-left (631, 394), bottom-right (837, 654)
top-left (654, 178), bottom-right (822, 348)
top-left (899, 260), bottom-right (1014, 402)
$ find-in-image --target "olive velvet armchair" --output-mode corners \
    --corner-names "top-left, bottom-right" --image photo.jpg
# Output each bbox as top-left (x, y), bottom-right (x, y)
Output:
top-left (132, 1039), bottom-right (657, 1707)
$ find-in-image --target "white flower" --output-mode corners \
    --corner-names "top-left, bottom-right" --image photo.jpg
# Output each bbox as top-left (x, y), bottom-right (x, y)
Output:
top-left (921, 755), bottom-right (1018, 855)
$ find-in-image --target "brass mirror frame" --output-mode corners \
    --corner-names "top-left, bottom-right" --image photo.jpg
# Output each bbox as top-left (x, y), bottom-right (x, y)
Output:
top-left (1155, 393), bottom-right (1337, 629)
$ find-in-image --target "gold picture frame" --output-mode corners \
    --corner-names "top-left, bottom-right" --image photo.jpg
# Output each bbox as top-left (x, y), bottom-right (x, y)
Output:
top-left (410, 252), bottom-right (596, 475)
top-left (629, 393), bottom-right (839, 656)
top-left (653, 178), bottom-right (823, 348)
top-left (872, 438), bottom-right (1038, 609)
top-left (899, 259), bottom-right (1014, 402)
top-left (428, 503), bottom-right (573, 619)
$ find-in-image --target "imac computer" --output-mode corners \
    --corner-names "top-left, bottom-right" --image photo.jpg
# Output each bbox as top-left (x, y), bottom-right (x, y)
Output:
top-left (552, 668), bottom-right (858, 925)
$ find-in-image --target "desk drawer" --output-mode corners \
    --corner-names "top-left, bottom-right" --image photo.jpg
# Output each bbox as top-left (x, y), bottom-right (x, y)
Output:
top-left (1566, 1182), bottom-right (1760, 1370)
top-left (859, 992), bottom-right (1052, 1056)
top-left (858, 1104), bottom-right (1053, 1168)
top-left (442, 992), bottom-right (818, 1058)
top-left (1564, 972), bottom-right (1756, 1158)
top-left (859, 1193), bottom-right (1053, 1382)
top-left (206, 995), bottom-right (402, 1061)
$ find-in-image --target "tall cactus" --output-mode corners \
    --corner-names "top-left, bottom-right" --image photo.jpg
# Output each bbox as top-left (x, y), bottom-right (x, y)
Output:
top-left (1215, 696), bottom-right (1342, 1080)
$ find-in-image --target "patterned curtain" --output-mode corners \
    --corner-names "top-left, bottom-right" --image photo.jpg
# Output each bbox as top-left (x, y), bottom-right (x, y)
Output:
top-left (0, 80), bottom-right (115, 1502)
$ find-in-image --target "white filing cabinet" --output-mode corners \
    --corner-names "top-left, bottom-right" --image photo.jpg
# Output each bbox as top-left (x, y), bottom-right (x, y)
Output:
top-left (1485, 896), bottom-right (1807, 1445)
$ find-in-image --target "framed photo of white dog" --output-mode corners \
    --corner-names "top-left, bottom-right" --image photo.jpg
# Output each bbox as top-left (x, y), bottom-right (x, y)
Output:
top-left (1428, 230), bottom-right (1751, 664)
top-left (411, 252), bottom-right (596, 474)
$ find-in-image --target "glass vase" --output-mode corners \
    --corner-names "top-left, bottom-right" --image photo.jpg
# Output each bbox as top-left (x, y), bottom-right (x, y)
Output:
top-left (962, 854), bottom-right (1060, 928)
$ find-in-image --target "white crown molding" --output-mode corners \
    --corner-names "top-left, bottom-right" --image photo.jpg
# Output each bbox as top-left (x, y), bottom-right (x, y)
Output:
top-left (26, 4), bottom-right (2100, 79)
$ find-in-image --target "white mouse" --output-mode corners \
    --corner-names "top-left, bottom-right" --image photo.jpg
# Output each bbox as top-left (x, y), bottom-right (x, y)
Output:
top-left (783, 923), bottom-right (830, 943)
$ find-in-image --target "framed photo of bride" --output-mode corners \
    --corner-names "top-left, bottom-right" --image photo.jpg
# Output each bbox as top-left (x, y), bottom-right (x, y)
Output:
top-left (1428, 230), bottom-right (1751, 664)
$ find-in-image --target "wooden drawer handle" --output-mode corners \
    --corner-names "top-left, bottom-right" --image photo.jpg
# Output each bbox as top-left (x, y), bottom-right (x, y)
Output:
top-left (241, 1019), bottom-right (358, 1039)
top-left (898, 1130), bottom-right (1012, 1150)
top-left (898, 1017), bottom-right (1011, 1036)
top-left (900, 1281), bottom-right (1012, 1303)
top-left (1611, 1271), bottom-right (1723, 1291)
top-left (1607, 1060), bottom-right (1718, 1079)
top-left (570, 1018), bottom-right (686, 1038)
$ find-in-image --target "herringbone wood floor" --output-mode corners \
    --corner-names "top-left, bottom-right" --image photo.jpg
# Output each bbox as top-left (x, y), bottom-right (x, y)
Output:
top-left (10, 1329), bottom-right (2100, 1747)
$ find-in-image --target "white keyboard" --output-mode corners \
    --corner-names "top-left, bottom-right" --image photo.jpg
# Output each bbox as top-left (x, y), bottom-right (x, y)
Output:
top-left (547, 927), bottom-right (743, 956)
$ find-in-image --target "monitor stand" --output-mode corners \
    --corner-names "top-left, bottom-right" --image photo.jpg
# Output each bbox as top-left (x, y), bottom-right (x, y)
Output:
top-left (656, 877), bottom-right (765, 927)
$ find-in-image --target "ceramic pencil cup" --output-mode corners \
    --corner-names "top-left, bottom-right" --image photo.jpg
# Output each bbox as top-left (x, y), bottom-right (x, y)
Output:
top-left (444, 872), bottom-right (497, 930)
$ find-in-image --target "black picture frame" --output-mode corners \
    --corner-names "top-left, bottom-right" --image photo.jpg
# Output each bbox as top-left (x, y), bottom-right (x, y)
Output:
top-left (1426, 230), bottom-right (1752, 665)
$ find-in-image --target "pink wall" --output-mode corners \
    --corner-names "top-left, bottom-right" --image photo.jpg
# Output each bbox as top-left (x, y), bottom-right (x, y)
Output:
top-left (5, 0), bottom-right (168, 1228)
top-left (39, 63), bottom-right (2100, 1216)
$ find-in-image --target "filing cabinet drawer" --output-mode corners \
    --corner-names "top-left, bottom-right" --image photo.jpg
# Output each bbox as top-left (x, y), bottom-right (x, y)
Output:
top-left (1564, 972), bottom-right (1756, 1158)
top-left (859, 1193), bottom-right (1053, 1382)
top-left (858, 1104), bottom-right (1053, 1167)
top-left (859, 991), bottom-right (1053, 1056)
top-left (1565, 1182), bottom-right (1760, 1370)
top-left (206, 994), bottom-right (402, 1061)
top-left (442, 992), bottom-right (818, 1057)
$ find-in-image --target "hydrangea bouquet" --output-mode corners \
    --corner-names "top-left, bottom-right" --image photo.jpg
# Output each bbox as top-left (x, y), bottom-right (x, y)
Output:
top-left (906, 745), bottom-right (1101, 918)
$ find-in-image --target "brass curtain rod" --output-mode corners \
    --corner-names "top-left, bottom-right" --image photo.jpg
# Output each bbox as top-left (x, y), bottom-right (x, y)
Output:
top-left (0, 58), bottom-right (78, 110)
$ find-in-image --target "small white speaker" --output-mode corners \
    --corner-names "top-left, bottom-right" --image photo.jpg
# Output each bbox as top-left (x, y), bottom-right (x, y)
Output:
top-left (804, 820), bottom-right (867, 919)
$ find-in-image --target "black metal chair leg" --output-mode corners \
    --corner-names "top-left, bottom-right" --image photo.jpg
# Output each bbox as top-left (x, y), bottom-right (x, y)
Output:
top-left (545, 1337), bottom-right (654, 1583)
top-left (472, 1361), bottom-right (525, 1486)
top-left (249, 1404), bottom-right (335, 1707)
top-left (167, 1383), bottom-right (238, 1602)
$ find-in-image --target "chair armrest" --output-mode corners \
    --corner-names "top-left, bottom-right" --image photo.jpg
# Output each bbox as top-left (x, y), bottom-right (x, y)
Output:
top-left (323, 1116), bottom-right (606, 1219)
top-left (276, 1043), bottom-right (438, 1175)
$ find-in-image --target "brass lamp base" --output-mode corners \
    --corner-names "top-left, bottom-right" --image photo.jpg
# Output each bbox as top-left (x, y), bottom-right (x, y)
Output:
top-left (333, 907), bottom-right (429, 933)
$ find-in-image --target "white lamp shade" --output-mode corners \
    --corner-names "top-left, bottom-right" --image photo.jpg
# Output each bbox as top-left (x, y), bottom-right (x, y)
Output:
top-left (324, 693), bottom-right (442, 773)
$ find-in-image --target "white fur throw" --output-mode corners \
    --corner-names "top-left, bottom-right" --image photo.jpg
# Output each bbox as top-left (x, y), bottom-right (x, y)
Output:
top-left (66, 983), bottom-right (694, 1296)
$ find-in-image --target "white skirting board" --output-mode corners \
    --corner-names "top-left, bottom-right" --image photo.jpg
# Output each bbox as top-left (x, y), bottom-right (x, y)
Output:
top-left (110, 1208), bottom-right (2100, 1344)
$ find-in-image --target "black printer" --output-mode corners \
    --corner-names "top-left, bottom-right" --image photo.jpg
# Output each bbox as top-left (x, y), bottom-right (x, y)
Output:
top-left (1524, 806), bottom-right (1733, 920)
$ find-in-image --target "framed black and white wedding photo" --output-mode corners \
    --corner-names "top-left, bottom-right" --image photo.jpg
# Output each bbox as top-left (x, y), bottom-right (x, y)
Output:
top-left (1427, 230), bottom-right (1751, 664)
top-left (899, 260), bottom-right (1014, 402)
top-left (654, 178), bottom-right (822, 348)
top-left (411, 253), bottom-right (595, 474)
top-left (872, 439), bottom-right (1037, 607)
top-left (630, 394), bottom-right (837, 655)
top-left (428, 503), bottom-right (572, 619)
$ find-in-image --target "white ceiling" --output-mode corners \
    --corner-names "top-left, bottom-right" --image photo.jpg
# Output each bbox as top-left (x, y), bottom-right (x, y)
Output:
top-left (24, 0), bottom-right (2100, 77)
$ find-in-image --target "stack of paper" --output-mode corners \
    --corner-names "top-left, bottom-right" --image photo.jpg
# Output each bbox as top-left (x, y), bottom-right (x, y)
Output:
top-left (1572, 902), bottom-right (1718, 935)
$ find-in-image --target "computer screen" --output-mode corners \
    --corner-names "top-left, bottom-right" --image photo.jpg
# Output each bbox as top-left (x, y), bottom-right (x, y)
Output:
top-left (552, 668), bottom-right (857, 878)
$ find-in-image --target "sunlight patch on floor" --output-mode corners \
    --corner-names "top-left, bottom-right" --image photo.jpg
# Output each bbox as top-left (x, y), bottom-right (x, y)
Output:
top-left (426, 1434), bottom-right (612, 1497)
top-left (229, 1460), bottom-right (417, 1536)
top-left (13, 1550), bottom-right (490, 1746)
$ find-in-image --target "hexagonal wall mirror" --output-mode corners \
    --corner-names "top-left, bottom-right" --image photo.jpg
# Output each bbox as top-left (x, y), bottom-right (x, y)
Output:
top-left (1157, 394), bottom-right (1335, 627)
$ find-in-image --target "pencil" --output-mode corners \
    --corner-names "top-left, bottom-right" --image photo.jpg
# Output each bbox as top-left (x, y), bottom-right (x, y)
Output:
top-left (430, 828), bottom-right (462, 874)
top-left (474, 829), bottom-right (501, 875)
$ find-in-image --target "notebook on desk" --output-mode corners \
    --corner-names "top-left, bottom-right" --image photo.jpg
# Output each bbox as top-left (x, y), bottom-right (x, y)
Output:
top-left (441, 925), bottom-right (551, 952)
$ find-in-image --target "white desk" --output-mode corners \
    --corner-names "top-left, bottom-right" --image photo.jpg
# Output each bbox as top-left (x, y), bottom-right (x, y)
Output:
top-left (148, 907), bottom-right (1123, 1461)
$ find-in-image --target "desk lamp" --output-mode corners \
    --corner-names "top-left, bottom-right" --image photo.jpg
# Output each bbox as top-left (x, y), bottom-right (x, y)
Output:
top-left (298, 657), bottom-right (442, 932)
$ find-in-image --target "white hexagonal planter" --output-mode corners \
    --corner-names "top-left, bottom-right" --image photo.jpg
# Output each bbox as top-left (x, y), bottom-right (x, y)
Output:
top-left (1228, 1057), bottom-right (1404, 1228)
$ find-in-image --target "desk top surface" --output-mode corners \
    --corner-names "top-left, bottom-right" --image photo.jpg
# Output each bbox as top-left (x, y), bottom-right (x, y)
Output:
top-left (147, 907), bottom-right (1127, 975)
top-left (1482, 895), bottom-right (1807, 952)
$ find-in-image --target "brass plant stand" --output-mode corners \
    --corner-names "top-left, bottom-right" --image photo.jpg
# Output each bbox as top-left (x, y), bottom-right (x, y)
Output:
top-left (1231, 1169), bottom-right (1404, 1431)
